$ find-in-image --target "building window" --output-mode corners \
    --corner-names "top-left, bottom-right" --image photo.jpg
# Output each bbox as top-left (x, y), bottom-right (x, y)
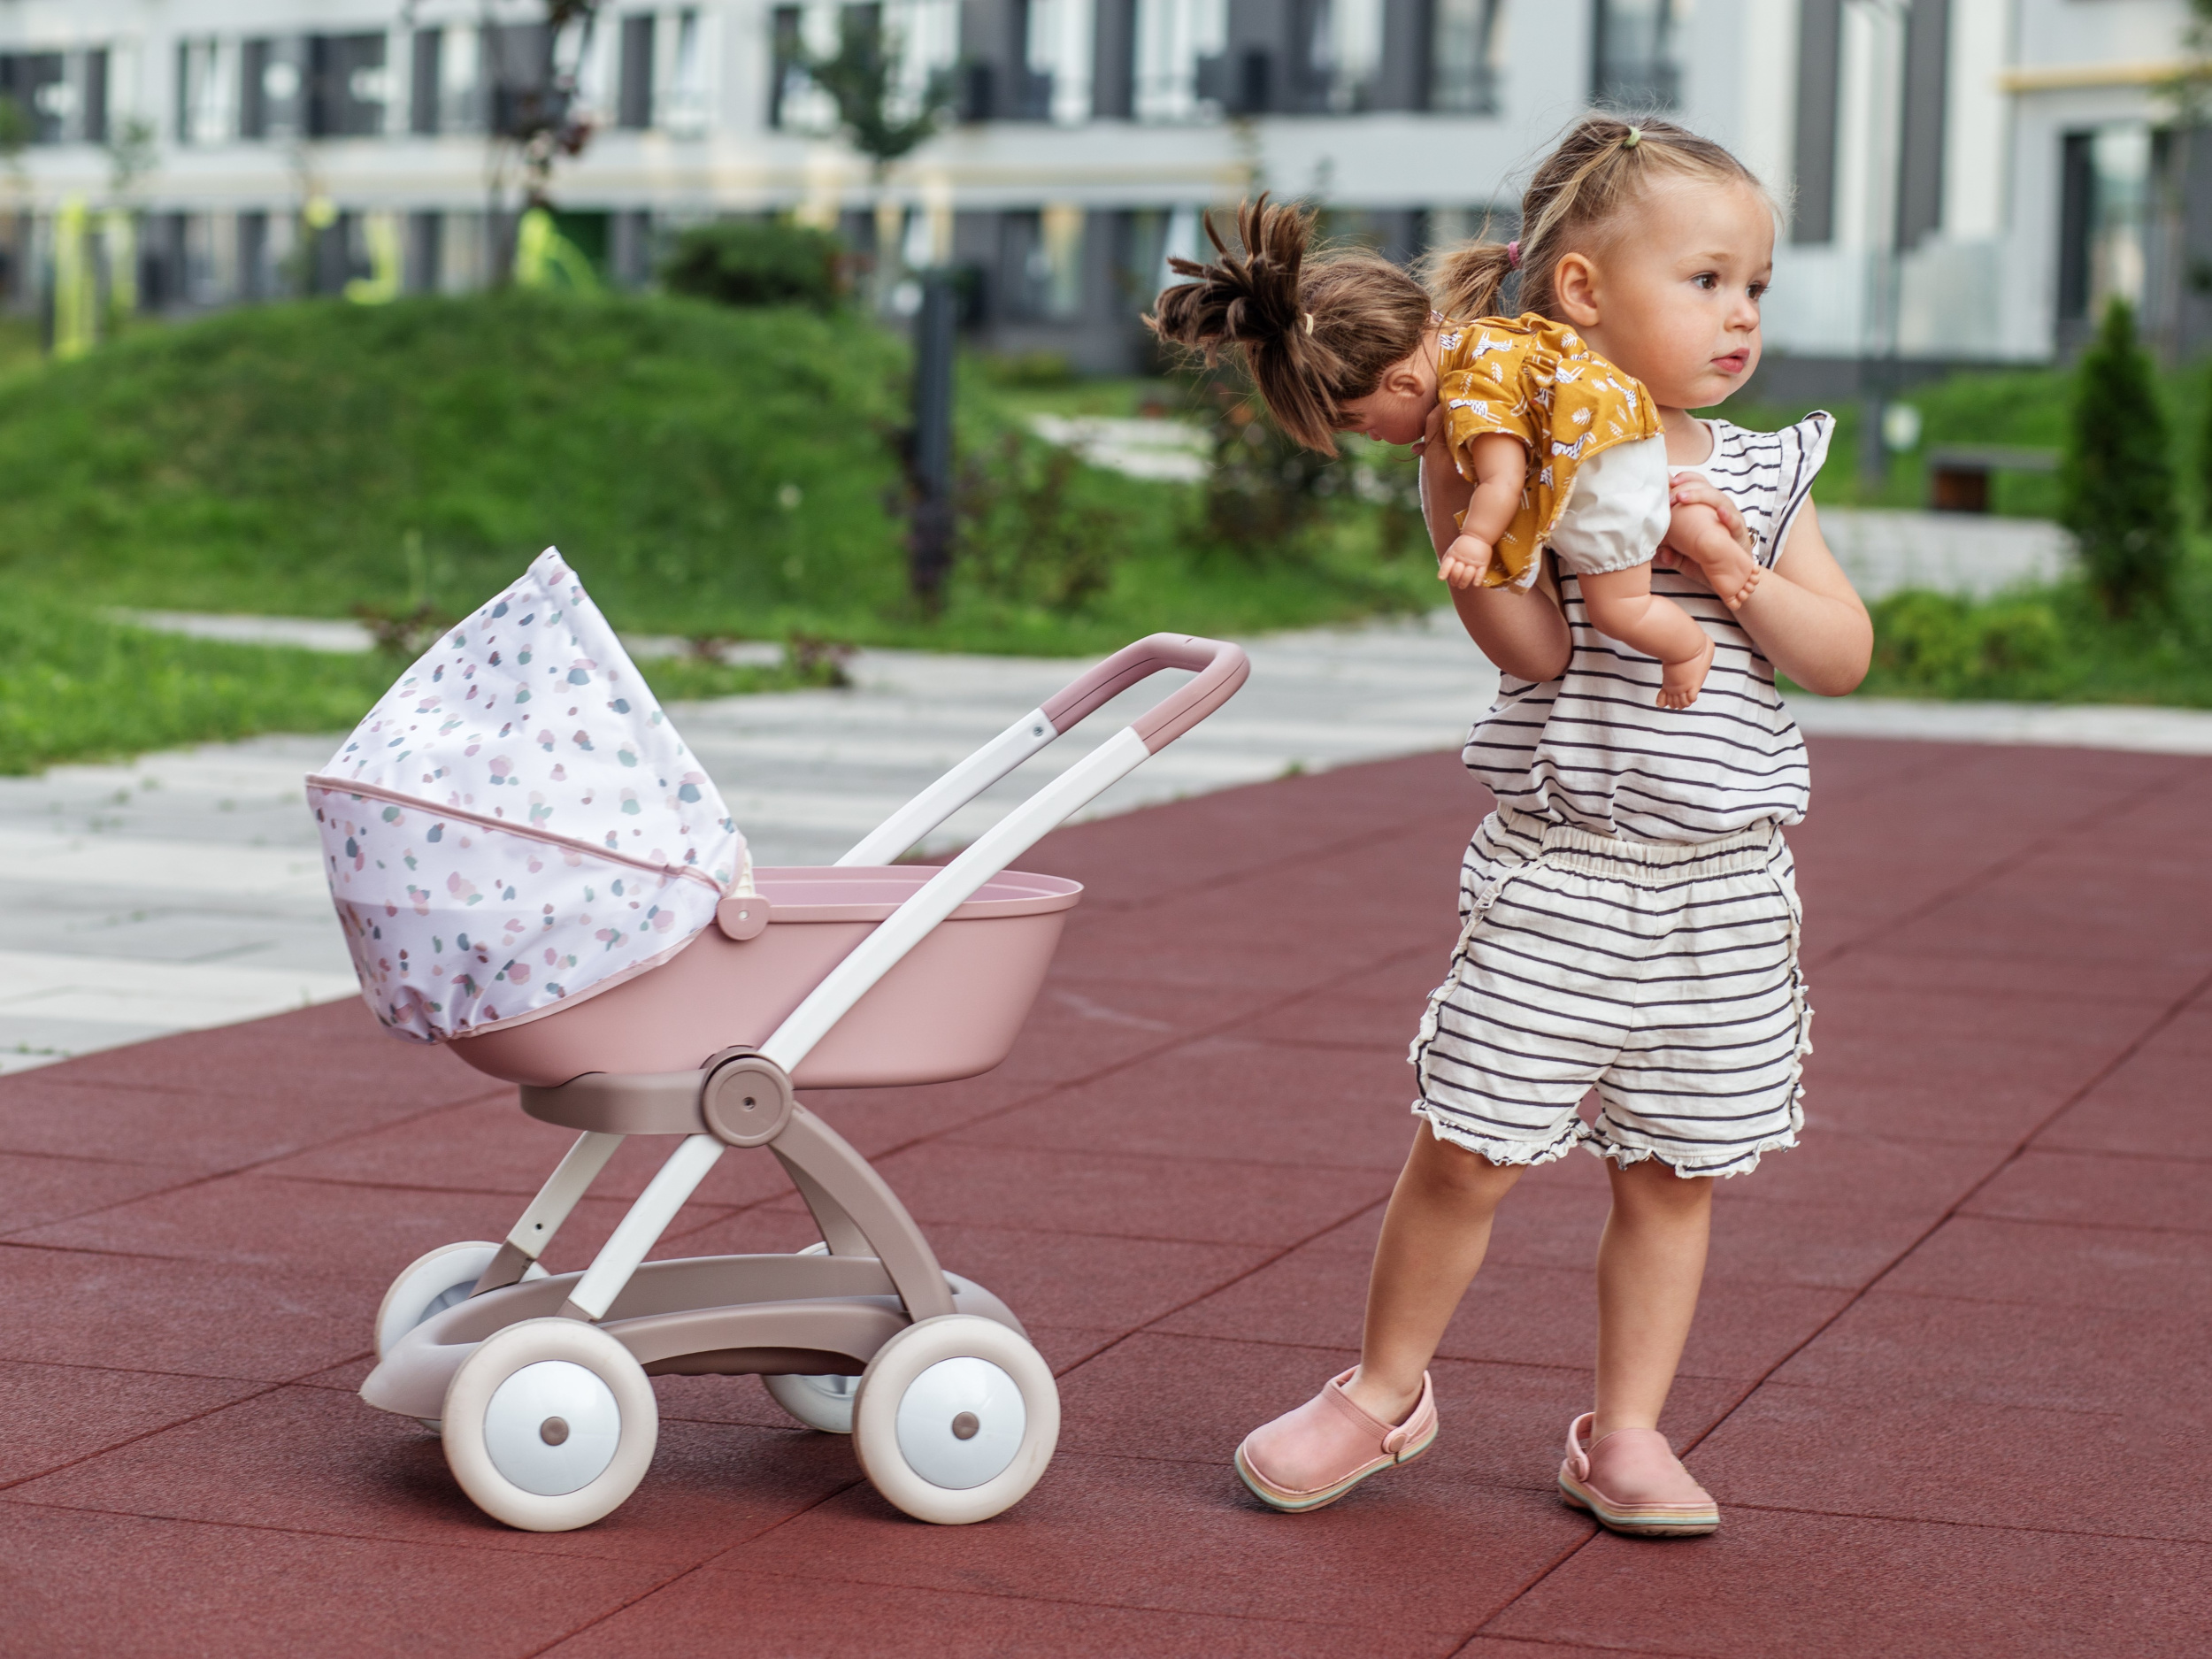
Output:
top-left (309, 34), bottom-right (390, 137)
top-left (1431, 0), bottom-right (1504, 115)
top-left (1298, 0), bottom-right (1382, 114)
top-left (664, 9), bottom-right (709, 135)
top-left (1133, 0), bottom-right (1226, 124)
top-left (619, 14), bottom-right (656, 128)
top-left (1021, 0), bottom-right (1094, 124)
top-left (1591, 0), bottom-right (1679, 110)
top-left (1004, 204), bottom-right (1086, 319)
top-left (241, 38), bottom-right (306, 141)
top-left (174, 41), bottom-right (234, 144)
top-left (2058, 124), bottom-right (2158, 326)
top-left (411, 30), bottom-right (442, 134)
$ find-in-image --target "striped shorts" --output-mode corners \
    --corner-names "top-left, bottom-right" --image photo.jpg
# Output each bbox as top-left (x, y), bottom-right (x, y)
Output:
top-left (1409, 809), bottom-right (1812, 1179)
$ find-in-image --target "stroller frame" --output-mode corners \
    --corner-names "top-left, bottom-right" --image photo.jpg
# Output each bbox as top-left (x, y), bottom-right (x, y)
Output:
top-left (361, 634), bottom-right (1248, 1529)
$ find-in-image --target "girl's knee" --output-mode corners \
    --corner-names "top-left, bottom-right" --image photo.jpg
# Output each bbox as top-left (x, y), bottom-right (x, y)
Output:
top-left (1407, 1124), bottom-right (1522, 1200)
top-left (1609, 1156), bottom-right (1716, 1213)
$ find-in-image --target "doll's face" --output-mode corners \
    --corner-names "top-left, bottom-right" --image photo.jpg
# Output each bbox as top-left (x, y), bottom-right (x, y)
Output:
top-left (1334, 333), bottom-right (1440, 447)
top-left (1552, 176), bottom-right (1773, 411)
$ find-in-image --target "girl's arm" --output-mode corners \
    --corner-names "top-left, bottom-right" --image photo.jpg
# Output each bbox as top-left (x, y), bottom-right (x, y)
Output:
top-left (1421, 415), bottom-right (1571, 683)
top-left (1666, 480), bottom-right (1871, 695)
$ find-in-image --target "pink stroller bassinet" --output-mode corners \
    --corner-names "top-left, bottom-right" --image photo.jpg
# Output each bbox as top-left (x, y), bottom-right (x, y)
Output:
top-left (315, 549), bottom-right (1247, 1531)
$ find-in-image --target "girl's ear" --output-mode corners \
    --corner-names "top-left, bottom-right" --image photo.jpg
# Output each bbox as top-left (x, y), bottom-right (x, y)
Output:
top-left (1385, 357), bottom-right (1429, 397)
top-left (1553, 252), bottom-right (1601, 327)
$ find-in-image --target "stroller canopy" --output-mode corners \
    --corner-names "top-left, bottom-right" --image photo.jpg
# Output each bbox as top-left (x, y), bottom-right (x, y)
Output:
top-left (307, 549), bottom-right (746, 1043)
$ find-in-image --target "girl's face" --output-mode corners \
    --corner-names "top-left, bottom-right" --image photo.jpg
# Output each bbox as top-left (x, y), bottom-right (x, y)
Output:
top-left (1333, 328), bottom-right (1439, 447)
top-left (1554, 176), bottom-right (1773, 411)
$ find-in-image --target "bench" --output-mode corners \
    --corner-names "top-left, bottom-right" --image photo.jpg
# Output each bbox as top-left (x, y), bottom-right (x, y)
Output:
top-left (1924, 444), bottom-right (2058, 513)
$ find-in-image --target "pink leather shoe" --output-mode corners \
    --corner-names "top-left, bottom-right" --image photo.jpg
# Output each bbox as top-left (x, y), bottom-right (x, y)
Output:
top-left (1556, 1412), bottom-right (1718, 1536)
top-left (1234, 1369), bottom-right (1437, 1512)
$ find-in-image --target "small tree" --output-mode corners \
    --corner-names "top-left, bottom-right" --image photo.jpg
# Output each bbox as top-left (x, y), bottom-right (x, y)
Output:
top-left (804, 12), bottom-right (952, 187)
top-left (2060, 297), bottom-right (2181, 617)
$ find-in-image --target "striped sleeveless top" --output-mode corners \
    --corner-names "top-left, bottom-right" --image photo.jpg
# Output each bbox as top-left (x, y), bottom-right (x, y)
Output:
top-left (1463, 412), bottom-right (1833, 843)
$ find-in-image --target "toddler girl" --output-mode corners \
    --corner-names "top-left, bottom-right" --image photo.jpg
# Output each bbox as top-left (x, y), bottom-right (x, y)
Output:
top-left (1150, 116), bottom-right (1872, 1535)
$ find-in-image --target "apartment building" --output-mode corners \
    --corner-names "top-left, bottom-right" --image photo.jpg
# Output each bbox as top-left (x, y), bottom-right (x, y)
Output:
top-left (0, 1), bottom-right (2204, 380)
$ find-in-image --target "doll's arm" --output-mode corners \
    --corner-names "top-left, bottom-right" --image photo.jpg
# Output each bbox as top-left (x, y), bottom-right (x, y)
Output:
top-left (1438, 432), bottom-right (1528, 589)
top-left (1579, 565), bottom-right (1716, 709)
top-left (1420, 417), bottom-right (1570, 681)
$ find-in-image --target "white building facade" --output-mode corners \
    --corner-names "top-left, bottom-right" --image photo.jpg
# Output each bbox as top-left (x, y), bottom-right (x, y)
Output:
top-left (0, 0), bottom-right (2203, 381)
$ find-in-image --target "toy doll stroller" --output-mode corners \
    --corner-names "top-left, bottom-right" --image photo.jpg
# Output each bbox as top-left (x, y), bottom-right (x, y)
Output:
top-left (311, 549), bottom-right (1247, 1531)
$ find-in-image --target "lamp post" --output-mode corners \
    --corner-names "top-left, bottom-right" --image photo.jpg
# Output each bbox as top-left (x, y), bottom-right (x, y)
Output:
top-left (908, 267), bottom-right (957, 607)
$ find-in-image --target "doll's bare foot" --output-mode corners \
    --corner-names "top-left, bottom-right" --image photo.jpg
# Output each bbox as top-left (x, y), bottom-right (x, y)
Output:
top-left (1706, 551), bottom-right (1763, 611)
top-left (1657, 635), bottom-right (1715, 709)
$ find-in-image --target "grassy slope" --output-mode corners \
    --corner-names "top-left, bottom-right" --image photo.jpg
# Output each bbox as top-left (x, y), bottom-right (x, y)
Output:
top-left (0, 292), bottom-right (1430, 657)
top-left (0, 595), bottom-right (822, 776)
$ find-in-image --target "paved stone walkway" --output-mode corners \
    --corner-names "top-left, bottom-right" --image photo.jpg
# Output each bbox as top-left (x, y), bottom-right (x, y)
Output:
top-left (0, 614), bottom-right (1489, 1073)
top-left (2, 737), bottom-right (2205, 1656)
top-left (14, 604), bottom-right (2212, 1074)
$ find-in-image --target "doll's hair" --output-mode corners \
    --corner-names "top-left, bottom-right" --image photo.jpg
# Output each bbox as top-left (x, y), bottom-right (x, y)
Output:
top-left (1425, 114), bottom-right (1769, 323)
top-left (1148, 116), bottom-right (1765, 455)
top-left (1148, 195), bottom-right (1431, 456)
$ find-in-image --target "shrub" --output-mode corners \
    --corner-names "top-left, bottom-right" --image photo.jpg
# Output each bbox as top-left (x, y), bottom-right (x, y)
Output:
top-left (1869, 589), bottom-right (2064, 694)
top-left (2060, 297), bottom-right (2180, 615)
top-left (956, 433), bottom-right (1123, 613)
top-left (660, 219), bottom-right (846, 311)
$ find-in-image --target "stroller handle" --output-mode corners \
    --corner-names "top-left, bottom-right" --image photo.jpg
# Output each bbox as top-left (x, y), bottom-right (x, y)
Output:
top-left (1041, 634), bottom-right (1251, 754)
top-left (551, 634), bottom-right (1251, 1322)
top-left (834, 633), bottom-right (1249, 871)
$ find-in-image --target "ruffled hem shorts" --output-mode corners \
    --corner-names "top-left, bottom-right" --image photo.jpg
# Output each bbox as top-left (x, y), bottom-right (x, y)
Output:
top-left (1409, 809), bottom-right (1813, 1179)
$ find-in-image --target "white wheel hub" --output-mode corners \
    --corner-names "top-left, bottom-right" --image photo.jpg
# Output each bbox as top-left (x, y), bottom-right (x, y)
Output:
top-left (852, 1313), bottom-right (1057, 1525)
top-left (482, 1360), bottom-right (623, 1496)
top-left (442, 1317), bottom-right (657, 1532)
top-left (894, 1357), bottom-right (1026, 1490)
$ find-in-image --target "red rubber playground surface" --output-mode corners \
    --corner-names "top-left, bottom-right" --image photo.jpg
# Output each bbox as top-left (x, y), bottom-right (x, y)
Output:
top-left (2, 737), bottom-right (2208, 1657)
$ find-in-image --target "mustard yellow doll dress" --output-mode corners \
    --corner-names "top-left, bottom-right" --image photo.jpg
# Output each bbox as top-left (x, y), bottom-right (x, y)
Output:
top-left (1437, 312), bottom-right (1668, 590)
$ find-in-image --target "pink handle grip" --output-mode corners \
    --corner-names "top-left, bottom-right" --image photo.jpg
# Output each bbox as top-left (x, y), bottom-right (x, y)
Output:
top-left (1040, 634), bottom-right (1251, 755)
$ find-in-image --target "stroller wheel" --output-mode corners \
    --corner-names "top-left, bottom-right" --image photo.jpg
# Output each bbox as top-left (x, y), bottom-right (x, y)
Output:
top-left (764, 1369), bottom-right (858, 1434)
top-left (764, 1243), bottom-right (856, 1432)
top-left (442, 1317), bottom-right (658, 1532)
top-left (375, 1240), bottom-right (545, 1360)
top-left (852, 1314), bottom-right (1058, 1525)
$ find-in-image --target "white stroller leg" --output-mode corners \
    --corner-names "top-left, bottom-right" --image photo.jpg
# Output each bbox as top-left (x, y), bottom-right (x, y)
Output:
top-left (561, 1133), bottom-right (726, 1321)
top-left (473, 1131), bottom-right (625, 1293)
top-left (835, 709), bottom-right (1056, 868)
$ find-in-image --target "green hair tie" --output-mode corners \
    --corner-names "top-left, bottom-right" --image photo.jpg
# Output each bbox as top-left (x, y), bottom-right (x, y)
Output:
top-left (1624, 126), bottom-right (1642, 148)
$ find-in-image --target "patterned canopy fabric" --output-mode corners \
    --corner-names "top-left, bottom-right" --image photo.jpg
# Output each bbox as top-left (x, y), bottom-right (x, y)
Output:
top-left (307, 549), bottom-right (746, 1042)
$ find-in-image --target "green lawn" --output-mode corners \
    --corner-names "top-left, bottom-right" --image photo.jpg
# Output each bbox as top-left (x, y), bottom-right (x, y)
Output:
top-left (0, 291), bottom-right (1437, 769)
top-left (0, 291), bottom-right (1428, 652)
top-left (0, 597), bottom-right (829, 776)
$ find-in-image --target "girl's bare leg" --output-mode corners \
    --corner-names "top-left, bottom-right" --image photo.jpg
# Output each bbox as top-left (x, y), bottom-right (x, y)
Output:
top-left (1593, 1156), bottom-right (1715, 1438)
top-left (1340, 1125), bottom-right (1525, 1424)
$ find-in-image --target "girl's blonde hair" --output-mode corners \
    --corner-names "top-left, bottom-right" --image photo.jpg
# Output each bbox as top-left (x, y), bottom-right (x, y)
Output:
top-left (1148, 114), bottom-right (1765, 454)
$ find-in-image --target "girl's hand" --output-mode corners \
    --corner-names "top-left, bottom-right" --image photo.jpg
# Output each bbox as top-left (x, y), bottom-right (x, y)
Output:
top-left (1662, 478), bottom-right (1762, 610)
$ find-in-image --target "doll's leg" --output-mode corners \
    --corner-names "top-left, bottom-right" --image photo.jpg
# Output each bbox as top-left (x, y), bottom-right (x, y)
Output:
top-left (1340, 1126), bottom-right (1525, 1423)
top-left (1578, 564), bottom-right (1717, 709)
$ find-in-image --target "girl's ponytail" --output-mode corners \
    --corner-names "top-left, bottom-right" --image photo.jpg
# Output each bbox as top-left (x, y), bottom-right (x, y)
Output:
top-left (1148, 195), bottom-right (1432, 454)
top-left (1423, 238), bottom-right (1517, 325)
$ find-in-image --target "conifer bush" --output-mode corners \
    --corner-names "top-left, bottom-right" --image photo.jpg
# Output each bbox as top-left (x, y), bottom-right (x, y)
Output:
top-left (2060, 297), bottom-right (2180, 615)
